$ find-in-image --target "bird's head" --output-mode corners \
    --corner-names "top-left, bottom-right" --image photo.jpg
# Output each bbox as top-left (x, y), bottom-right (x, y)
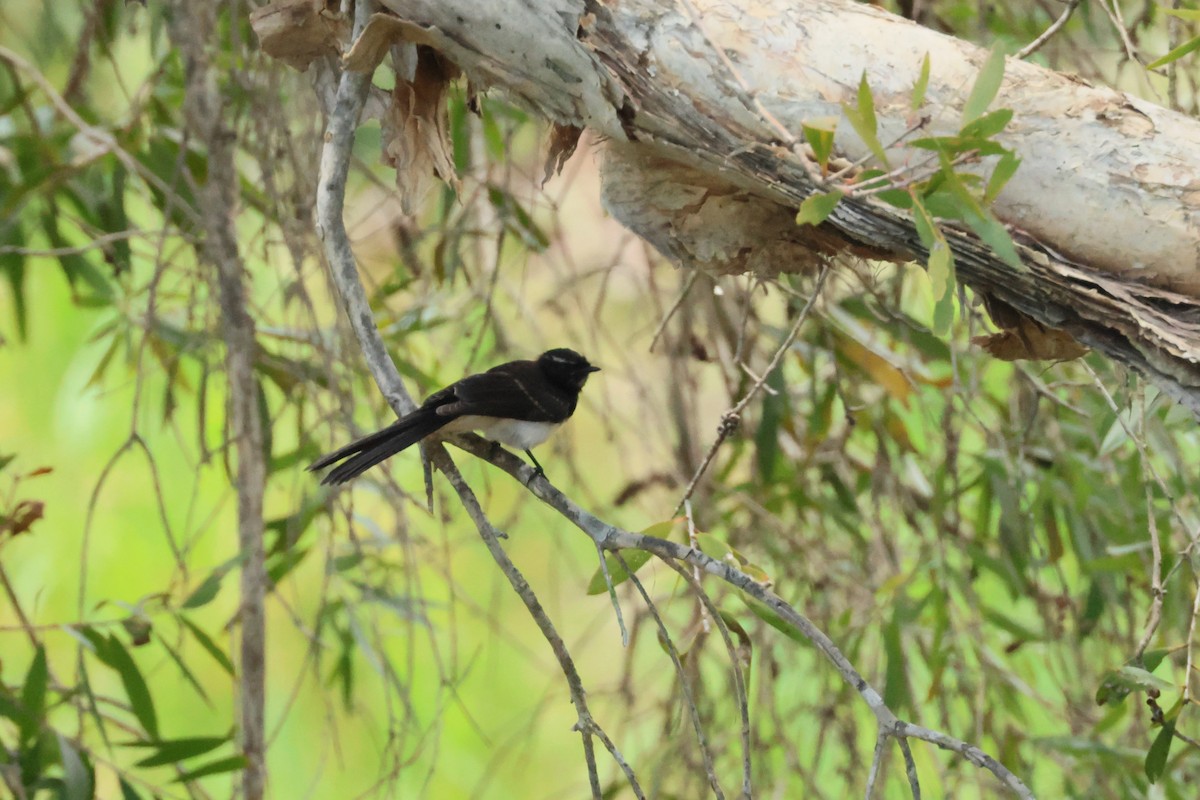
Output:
top-left (538, 348), bottom-right (600, 390)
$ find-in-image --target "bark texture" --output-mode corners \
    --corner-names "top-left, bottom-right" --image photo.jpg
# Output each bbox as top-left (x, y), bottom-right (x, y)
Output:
top-left (343, 0), bottom-right (1200, 410)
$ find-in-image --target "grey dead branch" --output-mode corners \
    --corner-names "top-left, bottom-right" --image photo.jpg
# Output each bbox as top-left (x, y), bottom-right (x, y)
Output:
top-left (253, 0), bottom-right (1200, 413)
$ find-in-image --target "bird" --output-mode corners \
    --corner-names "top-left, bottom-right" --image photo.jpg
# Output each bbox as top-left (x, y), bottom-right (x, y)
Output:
top-left (308, 348), bottom-right (600, 485)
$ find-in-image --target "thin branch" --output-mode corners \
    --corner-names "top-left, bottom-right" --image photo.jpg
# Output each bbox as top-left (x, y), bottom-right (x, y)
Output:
top-left (1134, 482), bottom-right (1165, 660)
top-left (1016, 0), bottom-right (1082, 60)
top-left (665, 560), bottom-right (754, 799)
top-left (622, 561), bottom-right (725, 799)
top-left (675, 265), bottom-right (829, 514)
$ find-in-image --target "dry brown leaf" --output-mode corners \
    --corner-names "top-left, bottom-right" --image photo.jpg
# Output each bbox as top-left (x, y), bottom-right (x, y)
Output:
top-left (382, 47), bottom-right (462, 214)
top-left (249, 0), bottom-right (346, 72)
top-left (976, 294), bottom-right (1089, 361)
top-left (543, 124), bottom-right (583, 185)
top-left (972, 327), bottom-right (1089, 361)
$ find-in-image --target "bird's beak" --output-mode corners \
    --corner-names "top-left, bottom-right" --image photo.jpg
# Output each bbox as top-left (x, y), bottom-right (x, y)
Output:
top-left (587, 365), bottom-right (601, 373)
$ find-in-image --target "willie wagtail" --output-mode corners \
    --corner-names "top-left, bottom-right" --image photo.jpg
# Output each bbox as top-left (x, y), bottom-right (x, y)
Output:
top-left (308, 348), bottom-right (599, 485)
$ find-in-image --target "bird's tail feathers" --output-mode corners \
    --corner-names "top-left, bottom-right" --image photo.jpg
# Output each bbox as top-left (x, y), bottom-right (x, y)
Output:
top-left (309, 409), bottom-right (445, 485)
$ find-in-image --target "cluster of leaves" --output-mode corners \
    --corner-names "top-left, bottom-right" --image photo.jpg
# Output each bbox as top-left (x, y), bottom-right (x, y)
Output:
top-left (798, 46), bottom-right (1021, 336)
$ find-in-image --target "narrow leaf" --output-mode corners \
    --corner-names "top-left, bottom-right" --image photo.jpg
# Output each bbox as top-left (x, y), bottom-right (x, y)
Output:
top-left (103, 635), bottom-right (159, 738)
top-left (56, 733), bottom-right (95, 800)
top-left (178, 614), bottom-right (235, 675)
top-left (911, 53), bottom-right (931, 110)
top-left (132, 735), bottom-right (229, 767)
top-left (172, 754), bottom-right (250, 783)
top-left (796, 190), bottom-right (844, 227)
top-left (959, 108), bottom-right (1013, 140)
top-left (985, 153), bottom-right (1021, 204)
top-left (963, 46), bottom-right (1007, 124)
top-left (1144, 719), bottom-right (1175, 782)
top-left (119, 776), bottom-right (145, 800)
top-left (842, 73), bottom-right (889, 165)
top-left (586, 549), bottom-right (653, 595)
top-left (20, 646), bottom-right (48, 742)
top-left (1147, 36), bottom-right (1200, 70)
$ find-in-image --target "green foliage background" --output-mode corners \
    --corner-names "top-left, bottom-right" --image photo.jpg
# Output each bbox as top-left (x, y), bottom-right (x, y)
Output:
top-left (1, 1), bottom-right (1199, 798)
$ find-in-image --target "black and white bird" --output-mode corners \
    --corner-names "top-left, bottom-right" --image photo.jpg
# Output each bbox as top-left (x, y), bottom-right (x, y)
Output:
top-left (308, 348), bottom-right (600, 485)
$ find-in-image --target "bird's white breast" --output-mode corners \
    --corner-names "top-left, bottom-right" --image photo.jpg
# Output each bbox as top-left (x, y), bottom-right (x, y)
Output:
top-left (440, 415), bottom-right (561, 450)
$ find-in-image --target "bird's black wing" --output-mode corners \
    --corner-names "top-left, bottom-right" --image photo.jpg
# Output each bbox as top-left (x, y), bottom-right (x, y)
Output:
top-left (437, 361), bottom-right (574, 423)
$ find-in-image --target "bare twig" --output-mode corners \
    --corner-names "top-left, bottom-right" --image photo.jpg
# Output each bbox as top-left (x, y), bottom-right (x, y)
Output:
top-left (1134, 482), bottom-right (1165, 660)
top-left (623, 563), bottom-right (724, 798)
top-left (1016, 0), bottom-right (1082, 60)
top-left (665, 561), bottom-right (754, 799)
top-left (675, 265), bottom-right (830, 514)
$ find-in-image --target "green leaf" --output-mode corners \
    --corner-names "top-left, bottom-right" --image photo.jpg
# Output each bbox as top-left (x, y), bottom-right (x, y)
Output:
top-left (932, 289), bottom-right (955, 337)
top-left (101, 634), bottom-right (159, 739)
top-left (182, 571), bottom-right (225, 610)
top-left (586, 549), bottom-right (653, 595)
top-left (911, 53), bottom-right (931, 110)
top-left (963, 45), bottom-right (1007, 124)
top-left (178, 614), bottom-right (235, 676)
top-left (842, 73), bottom-right (889, 166)
top-left (755, 364), bottom-right (787, 481)
top-left (959, 108), bottom-right (1013, 140)
top-left (20, 646), bottom-right (48, 743)
top-left (1147, 36), bottom-right (1200, 70)
top-left (985, 153), bottom-right (1021, 204)
top-left (801, 117), bottom-right (838, 170)
top-left (182, 553), bottom-right (246, 609)
top-left (740, 594), bottom-right (805, 643)
top-left (882, 614), bottom-right (912, 713)
top-left (586, 519), bottom-right (681, 594)
top-left (172, 754), bottom-right (249, 783)
top-left (0, 218), bottom-right (28, 339)
top-left (157, 635), bottom-right (212, 704)
top-left (131, 735), bottom-right (229, 767)
top-left (963, 210), bottom-right (1022, 270)
top-left (927, 242), bottom-right (954, 300)
top-left (119, 776), bottom-right (145, 800)
top-left (56, 733), bottom-right (94, 800)
top-left (796, 190), bottom-right (843, 227)
top-left (1144, 718), bottom-right (1175, 783)
top-left (1095, 665), bottom-right (1172, 706)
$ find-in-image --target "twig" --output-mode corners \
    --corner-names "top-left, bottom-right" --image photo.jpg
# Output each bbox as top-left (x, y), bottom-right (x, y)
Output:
top-left (665, 560), bottom-right (754, 799)
top-left (675, 265), bottom-right (830, 514)
top-left (595, 539), bottom-right (630, 646)
top-left (1186, 573), bottom-right (1200, 703)
top-left (1134, 482), bottom-right (1164, 660)
top-left (1099, 0), bottom-right (1140, 63)
top-left (649, 270), bottom-right (702, 353)
top-left (623, 563), bottom-right (724, 799)
top-left (1016, 0), bottom-right (1082, 60)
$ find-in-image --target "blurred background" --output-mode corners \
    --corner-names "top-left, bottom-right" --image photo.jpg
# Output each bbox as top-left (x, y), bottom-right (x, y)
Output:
top-left (1, 1), bottom-right (1199, 798)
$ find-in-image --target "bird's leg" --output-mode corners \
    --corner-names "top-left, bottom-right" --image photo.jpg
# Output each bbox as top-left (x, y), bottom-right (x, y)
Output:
top-left (523, 449), bottom-right (545, 480)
